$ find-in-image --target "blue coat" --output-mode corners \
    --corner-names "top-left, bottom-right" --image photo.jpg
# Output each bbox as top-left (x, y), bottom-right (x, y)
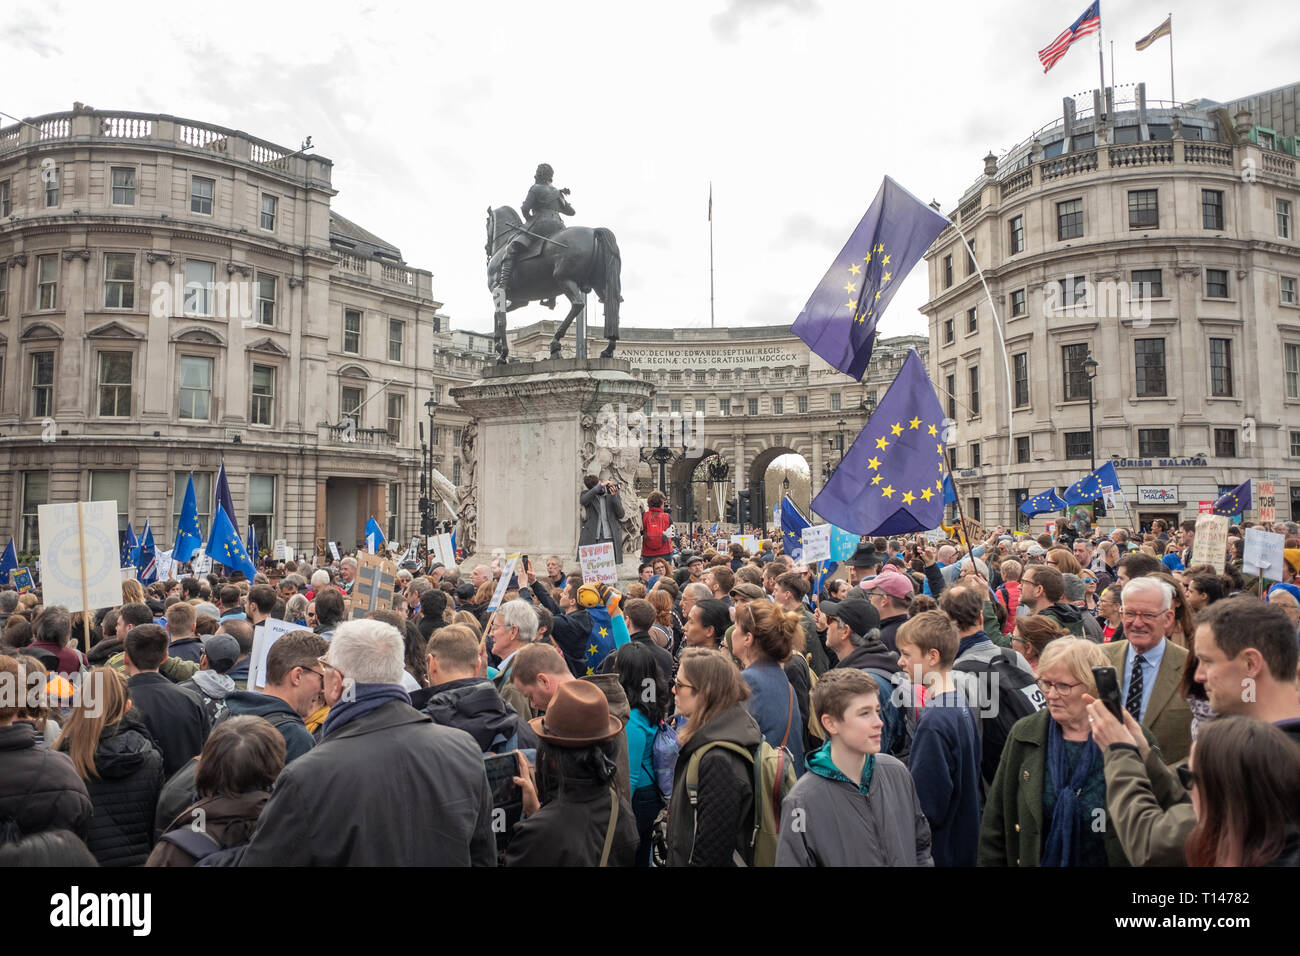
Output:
top-left (742, 659), bottom-right (805, 778)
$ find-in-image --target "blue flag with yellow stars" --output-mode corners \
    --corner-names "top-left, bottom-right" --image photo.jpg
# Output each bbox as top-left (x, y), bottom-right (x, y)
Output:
top-left (781, 496), bottom-right (810, 561)
top-left (585, 605), bottom-right (617, 675)
top-left (792, 177), bottom-right (950, 380)
top-left (209, 505), bottom-right (258, 580)
top-left (942, 474), bottom-right (957, 506)
top-left (174, 473), bottom-right (203, 563)
top-left (1212, 479), bottom-right (1252, 517)
top-left (1020, 488), bottom-right (1069, 517)
top-left (1064, 461), bottom-right (1120, 506)
top-left (811, 349), bottom-right (947, 535)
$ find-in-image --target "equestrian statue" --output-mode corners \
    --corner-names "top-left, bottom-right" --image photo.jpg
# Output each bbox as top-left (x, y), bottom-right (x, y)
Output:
top-left (486, 163), bottom-right (622, 363)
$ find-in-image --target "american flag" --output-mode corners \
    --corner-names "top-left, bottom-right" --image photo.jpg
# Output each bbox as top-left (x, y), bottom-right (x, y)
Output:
top-left (1038, 1), bottom-right (1101, 73)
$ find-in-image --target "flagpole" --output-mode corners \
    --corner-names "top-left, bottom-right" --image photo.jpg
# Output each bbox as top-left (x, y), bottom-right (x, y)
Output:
top-left (1167, 14), bottom-right (1175, 104)
top-left (1097, 14), bottom-right (1107, 119)
top-left (708, 181), bottom-right (715, 329)
top-left (941, 453), bottom-right (975, 557)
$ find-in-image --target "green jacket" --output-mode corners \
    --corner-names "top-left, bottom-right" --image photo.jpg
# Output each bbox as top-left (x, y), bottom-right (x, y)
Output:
top-left (107, 651), bottom-right (200, 682)
top-left (1101, 744), bottom-right (1192, 867)
top-left (977, 709), bottom-right (1155, 867)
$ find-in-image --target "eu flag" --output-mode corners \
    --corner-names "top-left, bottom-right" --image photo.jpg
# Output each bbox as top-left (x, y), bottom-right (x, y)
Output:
top-left (942, 474), bottom-right (957, 506)
top-left (122, 521), bottom-right (137, 567)
top-left (585, 605), bottom-right (617, 675)
top-left (1213, 479), bottom-right (1252, 517)
top-left (1064, 462), bottom-right (1120, 506)
top-left (1020, 488), bottom-right (1069, 517)
top-left (781, 497), bottom-right (810, 561)
top-left (209, 506), bottom-right (258, 580)
top-left (792, 177), bottom-right (950, 380)
top-left (0, 537), bottom-right (17, 584)
top-left (366, 516), bottom-right (386, 554)
top-left (174, 473), bottom-right (203, 563)
top-left (811, 349), bottom-right (947, 535)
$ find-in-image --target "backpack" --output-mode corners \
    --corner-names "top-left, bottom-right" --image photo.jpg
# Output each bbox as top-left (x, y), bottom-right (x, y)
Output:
top-left (158, 827), bottom-right (248, 867)
top-left (683, 737), bottom-right (796, 867)
top-left (953, 648), bottom-right (1046, 786)
top-left (643, 509), bottom-right (672, 553)
top-left (652, 719), bottom-right (680, 802)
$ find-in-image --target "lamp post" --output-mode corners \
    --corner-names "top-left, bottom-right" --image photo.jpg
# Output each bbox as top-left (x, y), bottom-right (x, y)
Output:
top-left (418, 394), bottom-right (439, 536)
top-left (1083, 354), bottom-right (1099, 473)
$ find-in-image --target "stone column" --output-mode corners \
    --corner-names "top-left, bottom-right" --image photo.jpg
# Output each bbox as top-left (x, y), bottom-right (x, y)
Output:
top-left (810, 431), bottom-right (824, 498)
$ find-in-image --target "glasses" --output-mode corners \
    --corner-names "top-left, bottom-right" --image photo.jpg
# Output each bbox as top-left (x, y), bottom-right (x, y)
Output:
top-left (1120, 609), bottom-right (1168, 623)
top-left (300, 666), bottom-right (324, 683)
top-left (1036, 679), bottom-right (1082, 696)
top-left (1081, 577), bottom-right (1096, 583)
top-left (316, 655), bottom-right (344, 680)
top-left (1177, 765), bottom-right (1199, 790)
top-left (672, 679), bottom-right (695, 692)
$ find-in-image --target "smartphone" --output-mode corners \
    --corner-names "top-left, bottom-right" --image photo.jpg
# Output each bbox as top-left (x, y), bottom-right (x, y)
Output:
top-left (1091, 666), bottom-right (1124, 721)
top-left (522, 554), bottom-right (531, 572)
top-left (483, 752), bottom-right (523, 810)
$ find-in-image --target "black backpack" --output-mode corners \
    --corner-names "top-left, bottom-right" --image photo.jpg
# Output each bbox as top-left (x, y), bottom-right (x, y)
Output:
top-left (953, 648), bottom-right (1045, 787)
top-left (158, 827), bottom-right (248, 866)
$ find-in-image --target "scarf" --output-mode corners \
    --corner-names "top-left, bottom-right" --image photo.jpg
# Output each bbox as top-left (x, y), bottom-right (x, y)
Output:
top-left (321, 683), bottom-right (411, 739)
top-left (1040, 718), bottom-right (1099, 867)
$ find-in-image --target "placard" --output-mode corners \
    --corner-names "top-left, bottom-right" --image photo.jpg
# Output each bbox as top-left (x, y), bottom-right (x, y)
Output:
top-left (249, 617), bottom-right (304, 690)
top-left (273, 539), bottom-right (288, 560)
top-left (1198, 501), bottom-right (1214, 514)
top-left (579, 542), bottom-right (618, 586)
top-left (1101, 485), bottom-right (1116, 510)
top-left (1191, 514), bottom-right (1230, 574)
top-left (191, 550), bottom-right (212, 575)
top-left (801, 524), bottom-right (832, 563)
top-left (13, 569), bottom-right (34, 593)
top-left (37, 501), bottom-right (122, 612)
top-left (120, 565), bottom-right (137, 582)
top-left (328, 541), bottom-right (340, 562)
top-left (1243, 528), bottom-right (1286, 580)
top-left (1257, 480), bottom-right (1276, 524)
top-left (284, 546), bottom-right (294, 563)
top-left (488, 554), bottom-right (522, 612)
top-left (155, 549), bottom-right (175, 581)
top-left (428, 533), bottom-right (455, 568)
top-left (346, 551), bottom-right (400, 620)
top-left (738, 534), bottom-right (760, 554)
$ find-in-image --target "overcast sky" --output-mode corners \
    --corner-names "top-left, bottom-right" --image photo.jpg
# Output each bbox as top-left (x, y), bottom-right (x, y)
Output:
top-left (6, 0), bottom-right (1298, 339)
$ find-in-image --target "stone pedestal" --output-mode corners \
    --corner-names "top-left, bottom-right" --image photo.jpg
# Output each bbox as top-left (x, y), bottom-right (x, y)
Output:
top-left (449, 357), bottom-right (654, 578)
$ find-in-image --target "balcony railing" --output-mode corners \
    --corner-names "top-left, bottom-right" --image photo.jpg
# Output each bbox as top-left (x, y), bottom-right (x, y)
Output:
top-left (1109, 143), bottom-right (1173, 167)
top-left (331, 252), bottom-right (432, 297)
top-left (324, 424), bottom-right (395, 446)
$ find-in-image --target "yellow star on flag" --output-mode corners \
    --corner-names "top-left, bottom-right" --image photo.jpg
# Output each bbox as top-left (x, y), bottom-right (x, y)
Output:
top-left (920, 488), bottom-right (934, 501)
top-left (599, 627), bottom-right (609, 637)
top-left (844, 282), bottom-right (857, 294)
top-left (936, 443), bottom-right (943, 454)
top-left (902, 491), bottom-right (916, 505)
top-left (882, 271), bottom-right (892, 283)
top-left (890, 422), bottom-right (903, 436)
top-left (880, 485), bottom-right (894, 498)
top-left (588, 644), bottom-right (598, 655)
top-left (864, 252), bottom-right (872, 265)
top-left (909, 417), bottom-right (921, 429)
top-left (928, 424), bottom-right (938, 436)
top-left (874, 290), bottom-right (882, 301)
top-left (867, 456), bottom-right (880, 470)
top-left (874, 436), bottom-right (889, 450)
top-left (936, 479), bottom-right (943, 491)
top-left (871, 474), bottom-right (882, 486)
top-left (845, 300), bottom-right (856, 311)
top-left (882, 254), bottom-right (891, 266)
top-left (848, 263), bottom-right (861, 275)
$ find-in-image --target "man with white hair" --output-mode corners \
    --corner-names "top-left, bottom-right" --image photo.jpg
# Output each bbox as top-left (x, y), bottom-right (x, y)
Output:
top-left (680, 582), bottom-right (712, 622)
top-left (339, 556), bottom-right (358, 596)
top-left (240, 619), bottom-right (495, 866)
top-left (490, 599), bottom-right (538, 720)
top-left (1098, 577), bottom-right (1192, 764)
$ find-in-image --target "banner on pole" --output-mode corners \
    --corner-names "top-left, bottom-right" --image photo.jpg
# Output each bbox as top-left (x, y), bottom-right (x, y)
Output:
top-left (38, 501), bottom-right (121, 612)
top-left (801, 524), bottom-right (832, 563)
top-left (488, 554), bottom-right (522, 612)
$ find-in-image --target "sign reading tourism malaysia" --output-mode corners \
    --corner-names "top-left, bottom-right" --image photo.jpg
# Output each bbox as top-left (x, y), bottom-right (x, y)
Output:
top-left (1136, 486), bottom-right (1179, 504)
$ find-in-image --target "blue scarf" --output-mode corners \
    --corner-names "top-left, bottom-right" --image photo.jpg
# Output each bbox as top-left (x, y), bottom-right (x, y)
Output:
top-left (1041, 718), bottom-right (1099, 867)
top-left (322, 683), bottom-right (411, 739)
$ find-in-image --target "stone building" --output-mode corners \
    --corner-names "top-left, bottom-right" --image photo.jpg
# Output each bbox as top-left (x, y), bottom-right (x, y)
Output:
top-left (923, 82), bottom-right (1300, 529)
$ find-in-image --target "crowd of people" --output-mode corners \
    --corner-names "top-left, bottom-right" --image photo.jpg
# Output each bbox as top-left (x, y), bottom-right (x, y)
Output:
top-left (2, 511), bottom-right (1299, 868)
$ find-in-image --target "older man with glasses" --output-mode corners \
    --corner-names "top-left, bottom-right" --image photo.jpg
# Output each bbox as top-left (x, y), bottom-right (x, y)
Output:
top-left (1098, 577), bottom-right (1192, 764)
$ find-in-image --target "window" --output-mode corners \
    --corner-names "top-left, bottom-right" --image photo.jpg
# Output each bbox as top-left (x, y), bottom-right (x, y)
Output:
top-left (1013, 353), bottom-right (1029, 407)
top-left (669, 370), bottom-right (682, 382)
top-left (388, 319), bottom-right (404, 362)
top-left (0, 261), bottom-right (9, 315)
top-left (1010, 288), bottom-right (1026, 316)
top-left (110, 167), bottom-right (135, 206)
top-left (671, 399), bottom-right (682, 414)
top-left (967, 307), bottom-right (977, 333)
top-left (971, 443), bottom-right (981, 468)
top-left (1009, 215), bottom-right (1024, 254)
top-left (256, 273), bottom-right (276, 325)
top-left (1210, 338), bottom-right (1233, 396)
top-left (343, 309), bottom-right (361, 354)
top-left (250, 364), bottom-right (275, 425)
top-left (1205, 269), bottom-right (1229, 298)
top-left (966, 239), bottom-right (976, 276)
top-left (1065, 432), bottom-right (1092, 459)
top-left (1286, 343), bottom-right (1300, 399)
top-left (21, 472), bottom-right (49, 551)
top-left (1016, 436), bottom-right (1030, 464)
top-left (1057, 198), bottom-right (1083, 240)
top-left (90, 471), bottom-right (130, 533)
top-left (1062, 344), bottom-right (1090, 400)
top-left (97, 352), bottom-right (132, 417)
top-left (1057, 275), bottom-right (1088, 307)
top-left (1202, 190), bottom-right (1224, 230)
top-left (453, 462), bottom-right (462, 485)
top-left (453, 428), bottom-right (463, 449)
top-left (249, 475), bottom-right (275, 550)
top-left (178, 356), bottom-right (213, 420)
top-left (37, 254), bottom-right (57, 310)
top-left (386, 482), bottom-right (400, 541)
top-left (1284, 277), bottom-right (1297, 305)
top-left (1138, 428), bottom-right (1170, 458)
top-left (102, 253), bottom-right (135, 309)
top-left (191, 176), bottom-right (214, 215)
top-left (1214, 428), bottom-right (1237, 458)
top-left (1131, 268), bottom-right (1162, 299)
top-left (719, 399), bottom-right (730, 416)
top-left (386, 393), bottom-right (404, 441)
top-left (830, 393), bottom-right (841, 411)
top-left (772, 397), bottom-right (783, 415)
top-left (0, 179), bottom-right (9, 217)
top-left (968, 366), bottom-right (980, 415)
top-left (183, 260), bottom-right (215, 315)
top-left (943, 318), bottom-right (954, 343)
top-left (943, 255), bottom-right (953, 288)
top-left (44, 164), bottom-right (58, 206)
top-left (1292, 431), bottom-right (1300, 457)
top-left (31, 351), bottom-right (54, 417)
top-left (947, 448), bottom-right (957, 471)
top-left (428, 425), bottom-right (441, 446)
top-left (945, 374), bottom-right (956, 419)
top-left (1134, 339), bottom-right (1167, 397)
top-left (430, 383), bottom-right (442, 403)
top-left (175, 472), bottom-right (212, 542)
top-left (747, 398), bottom-right (759, 416)
top-left (797, 395), bottom-right (807, 414)
top-left (1128, 189), bottom-right (1159, 229)
top-left (971, 498), bottom-right (981, 522)
top-left (260, 194), bottom-right (277, 231)
top-left (341, 385), bottom-right (363, 425)
top-left (1279, 198), bottom-right (1293, 239)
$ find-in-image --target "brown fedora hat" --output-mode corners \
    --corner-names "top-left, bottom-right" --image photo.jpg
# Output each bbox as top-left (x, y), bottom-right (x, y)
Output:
top-left (528, 680), bottom-right (623, 747)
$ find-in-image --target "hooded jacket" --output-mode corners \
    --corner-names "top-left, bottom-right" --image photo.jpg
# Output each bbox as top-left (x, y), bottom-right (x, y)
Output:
top-left (665, 704), bottom-right (763, 867)
top-left (1036, 602), bottom-right (1087, 638)
top-left (70, 709), bottom-right (166, 866)
top-left (423, 677), bottom-right (539, 753)
top-left (147, 791), bottom-right (271, 866)
top-left (223, 689), bottom-right (316, 763)
top-left (835, 641), bottom-right (911, 761)
top-left (776, 743), bottom-right (933, 867)
top-left (180, 669), bottom-right (236, 725)
top-left (0, 722), bottom-right (92, 841)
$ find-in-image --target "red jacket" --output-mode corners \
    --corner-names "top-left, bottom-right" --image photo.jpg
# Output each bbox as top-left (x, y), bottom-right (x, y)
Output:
top-left (640, 507), bottom-right (673, 558)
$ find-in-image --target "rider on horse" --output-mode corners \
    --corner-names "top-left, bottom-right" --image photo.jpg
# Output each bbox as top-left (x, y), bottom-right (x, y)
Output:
top-left (497, 163), bottom-right (574, 301)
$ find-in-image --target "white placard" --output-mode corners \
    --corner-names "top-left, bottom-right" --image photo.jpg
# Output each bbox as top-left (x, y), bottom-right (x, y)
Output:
top-left (429, 533), bottom-right (455, 568)
top-left (1243, 528), bottom-right (1286, 579)
top-left (155, 549), bottom-right (175, 581)
top-left (249, 617), bottom-right (305, 690)
top-left (1100, 485), bottom-right (1116, 510)
top-left (284, 546), bottom-right (294, 563)
top-left (329, 541), bottom-right (340, 562)
top-left (801, 524), bottom-right (832, 563)
top-left (273, 539), bottom-right (288, 560)
top-left (1257, 480), bottom-right (1276, 524)
top-left (120, 565), bottom-right (137, 582)
top-left (192, 549), bottom-right (212, 575)
top-left (487, 554), bottom-right (521, 612)
top-left (38, 501), bottom-right (122, 612)
top-left (1192, 514), bottom-right (1230, 574)
top-left (579, 542), bottom-right (618, 586)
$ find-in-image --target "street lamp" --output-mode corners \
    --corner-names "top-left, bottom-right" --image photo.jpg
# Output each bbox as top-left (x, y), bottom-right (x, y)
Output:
top-left (418, 394), bottom-right (439, 536)
top-left (1083, 354), bottom-right (1099, 473)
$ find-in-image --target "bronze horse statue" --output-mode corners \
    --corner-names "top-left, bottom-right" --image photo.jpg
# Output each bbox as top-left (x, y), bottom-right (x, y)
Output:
top-left (485, 206), bottom-right (622, 362)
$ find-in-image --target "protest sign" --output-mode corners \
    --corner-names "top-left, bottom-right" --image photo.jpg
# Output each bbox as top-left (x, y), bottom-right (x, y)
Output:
top-left (274, 539), bottom-right (288, 560)
top-left (1192, 514), bottom-right (1230, 574)
top-left (1197, 501), bottom-right (1214, 515)
top-left (738, 534), bottom-right (760, 554)
top-left (346, 551), bottom-right (400, 620)
top-left (38, 501), bottom-right (121, 612)
top-left (430, 533), bottom-right (455, 568)
top-left (801, 524), bottom-right (832, 563)
top-left (1243, 528), bottom-right (1286, 580)
top-left (579, 542), bottom-right (618, 585)
top-left (191, 549), bottom-right (212, 575)
top-left (1257, 480), bottom-right (1276, 524)
top-left (155, 549), bottom-right (175, 581)
top-left (284, 545), bottom-right (294, 563)
top-left (13, 569), bottom-right (34, 593)
top-left (249, 617), bottom-right (302, 690)
top-left (487, 554), bottom-right (522, 613)
top-left (329, 541), bottom-right (340, 562)
top-left (1101, 485), bottom-right (1116, 510)
top-left (120, 566), bottom-right (137, 582)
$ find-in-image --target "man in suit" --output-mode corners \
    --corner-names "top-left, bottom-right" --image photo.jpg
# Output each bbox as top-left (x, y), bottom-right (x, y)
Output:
top-left (1100, 577), bottom-right (1192, 764)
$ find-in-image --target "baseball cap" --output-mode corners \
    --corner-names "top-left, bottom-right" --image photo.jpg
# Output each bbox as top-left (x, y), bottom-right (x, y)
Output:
top-left (201, 634), bottom-right (241, 673)
top-left (822, 598), bottom-right (880, 637)
top-left (860, 572), bottom-right (915, 602)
